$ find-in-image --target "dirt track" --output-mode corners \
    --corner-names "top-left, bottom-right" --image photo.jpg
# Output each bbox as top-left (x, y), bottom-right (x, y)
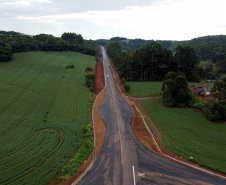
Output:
top-left (95, 49), bottom-right (105, 95)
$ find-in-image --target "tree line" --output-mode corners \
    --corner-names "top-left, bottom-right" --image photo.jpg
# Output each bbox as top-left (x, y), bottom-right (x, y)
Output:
top-left (107, 40), bottom-right (226, 122)
top-left (107, 41), bottom-right (202, 82)
top-left (100, 35), bottom-right (226, 62)
top-left (0, 31), bottom-right (98, 62)
top-left (100, 35), bottom-right (226, 74)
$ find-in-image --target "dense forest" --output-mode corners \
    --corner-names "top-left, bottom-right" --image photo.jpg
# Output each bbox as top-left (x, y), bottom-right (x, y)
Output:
top-left (0, 31), bottom-right (98, 62)
top-left (99, 35), bottom-right (226, 61)
top-left (100, 35), bottom-right (226, 75)
top-left (107, 41), bottom-right (207, 82)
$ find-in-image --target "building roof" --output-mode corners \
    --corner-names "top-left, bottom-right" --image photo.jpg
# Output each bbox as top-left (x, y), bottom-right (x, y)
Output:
top-left (195, 85), bottom-right (211, 94)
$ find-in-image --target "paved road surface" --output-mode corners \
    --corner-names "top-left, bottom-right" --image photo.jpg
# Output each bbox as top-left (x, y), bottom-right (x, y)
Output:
top-left (78, 47), bottom-right (226, 185)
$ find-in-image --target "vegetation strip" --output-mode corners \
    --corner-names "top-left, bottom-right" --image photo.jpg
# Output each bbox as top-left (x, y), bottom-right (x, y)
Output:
top-left (72, 47), bottom-right (107, 184)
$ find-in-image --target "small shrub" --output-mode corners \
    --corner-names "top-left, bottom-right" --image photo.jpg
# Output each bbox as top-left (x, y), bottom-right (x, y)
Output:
top-left (193, 102), bottom-right (205, 110)
top-left (203, 101), bottom-right (210, 107)
top-left (85, 67), bottom-right (93, 72)
top-left (121, 77), bottom-right (126, 85)
top-left (90, 86), bottom-right (94, 92)
top-left (61, 164), bottom-right (74, 175)
top-left (66, 65), bottom-right (74, 69)
top-left (58, 174), bottom-right (71, 181)
top-left (124, 84), bottom-right (130, 92)
top-left (85, 72), bottom-right (95, 92)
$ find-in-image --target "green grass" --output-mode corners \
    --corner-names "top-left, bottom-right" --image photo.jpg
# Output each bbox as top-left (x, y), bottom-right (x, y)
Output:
top-left (127, 81), bottom-right (163, 97)
top-left (199, 61), bottom-right (217, 73)
top-left (0, 51), bottom-right (96, 185)
top-left (127, 81), bottom-right (213, 97)
top-left (141, 98), bottom-right (226, 174)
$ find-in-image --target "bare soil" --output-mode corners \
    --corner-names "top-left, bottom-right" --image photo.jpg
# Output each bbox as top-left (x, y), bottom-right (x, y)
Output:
top-left (94, 48), bottom-right (105, 95)
top-left (93, 88), bottom-right (106, 157)
top-left (130, 102), bottom-right (157, 151)
top-left (94, 47), bottom-right (106, 156)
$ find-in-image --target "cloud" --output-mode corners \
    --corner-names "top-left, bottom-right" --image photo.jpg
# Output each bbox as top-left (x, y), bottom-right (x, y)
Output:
top-left (1, 0), bottom-right (226, 40)
top-left (3, 0), bottom-right (51, 6)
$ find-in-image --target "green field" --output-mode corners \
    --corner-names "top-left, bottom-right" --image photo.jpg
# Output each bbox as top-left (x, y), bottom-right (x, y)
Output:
top-left (0, 51), bottom-right (96, 184)
top-left (127, 81), bottom-right (163, 97)
top-left (199, 61), bottom-right (217, 73)
top-left (128, 81), bottom-right (213, 97)
top-left (141, 98), bottom-right (226, 173)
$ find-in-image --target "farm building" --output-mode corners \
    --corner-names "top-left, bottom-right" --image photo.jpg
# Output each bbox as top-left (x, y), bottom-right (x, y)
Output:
top-left (195, 85), bottom-right (211, 96)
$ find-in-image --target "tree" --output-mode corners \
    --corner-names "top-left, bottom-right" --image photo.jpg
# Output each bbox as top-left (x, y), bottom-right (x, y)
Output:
top-left (106, 41), bottom-right (122, 60)
top-left (174, 44), bottom-right (200, 81)
top-left (61, 32), bottom-right (83, 45)
top-left (0, 45), bottom-right (12, 62)
top-left (162, 71), bottom-right (192, 107)
top-left (205, 102), bottom-right (226, 122)
top-left (213, 80), bottom-right (226, 103)
top-left (217, 59), bottom-right (226, 73)
top-left (0, 32), bottom-right (97, 62)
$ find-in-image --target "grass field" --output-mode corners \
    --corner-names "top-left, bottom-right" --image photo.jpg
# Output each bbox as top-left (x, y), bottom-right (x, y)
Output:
top-left (127, 81), bottom-right (163, 97)
top-left (141, 98), bottom-right (226, 174)
top-left (199, 61), bottom-right (217, 73)
top-left (0, 51), bottom-right (96, 185)
top-left (128, 81), bottom-right (213, 97)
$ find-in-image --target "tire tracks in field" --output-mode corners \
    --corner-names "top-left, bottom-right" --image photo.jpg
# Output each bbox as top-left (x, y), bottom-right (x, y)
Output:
top-left (2, 129), bottom-right (65, 185)
top-left (0, 130), bottom-right (47, 163)
top-left (0, 130), bottom-right (43, 159)
top-left (0, 53), bottom-right (56, 115)
top-left (56, 69), bottom-right (74, 121)
top-left (0, 53), bottom-right (34, 82)
top-left (6, 53), bottom-right (43, 85)
top-left (0, 53), bottom-right (74, 137)
top-left (73, 82), bottom-right (83, 121)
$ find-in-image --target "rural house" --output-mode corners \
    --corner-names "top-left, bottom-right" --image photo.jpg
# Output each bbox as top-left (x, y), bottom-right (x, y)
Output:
top-left (195, 85), bottom-right (211, 96)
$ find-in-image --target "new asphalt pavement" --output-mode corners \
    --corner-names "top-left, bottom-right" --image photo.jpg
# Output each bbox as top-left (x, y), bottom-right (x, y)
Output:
top-left (78, 47), bottom-right (226, 185)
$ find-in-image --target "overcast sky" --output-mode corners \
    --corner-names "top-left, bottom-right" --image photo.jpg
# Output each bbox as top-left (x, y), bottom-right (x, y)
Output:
top-left (0, 0), bottom-right (226, 40)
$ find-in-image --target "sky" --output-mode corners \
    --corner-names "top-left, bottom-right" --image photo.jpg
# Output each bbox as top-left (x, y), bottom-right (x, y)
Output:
top-left (0, 0), bottom-right (226, 40)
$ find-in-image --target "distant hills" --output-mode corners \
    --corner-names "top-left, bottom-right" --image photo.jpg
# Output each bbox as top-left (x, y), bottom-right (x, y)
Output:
top-left (0, 30), bottom-right (21, 35)
top-left (1, 31), bottom-right (226, 63)
top-left (97, 35), bottom-right (226, 62)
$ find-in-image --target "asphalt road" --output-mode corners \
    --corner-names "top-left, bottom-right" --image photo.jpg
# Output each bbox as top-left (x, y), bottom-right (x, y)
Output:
top-left (78, 47), bottom-right (226, 185)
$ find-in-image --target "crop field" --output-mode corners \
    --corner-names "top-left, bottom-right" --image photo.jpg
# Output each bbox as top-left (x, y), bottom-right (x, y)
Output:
top-left (128, 81), bottom-right (213, 97)
top-left (0, 51), bottom-right (96, 185)
top-left (141, 98), bottom-right (226, 173)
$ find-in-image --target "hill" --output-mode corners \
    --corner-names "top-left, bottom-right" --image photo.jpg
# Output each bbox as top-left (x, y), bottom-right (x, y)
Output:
top-left (97, 35), bottom-right (226, 63)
